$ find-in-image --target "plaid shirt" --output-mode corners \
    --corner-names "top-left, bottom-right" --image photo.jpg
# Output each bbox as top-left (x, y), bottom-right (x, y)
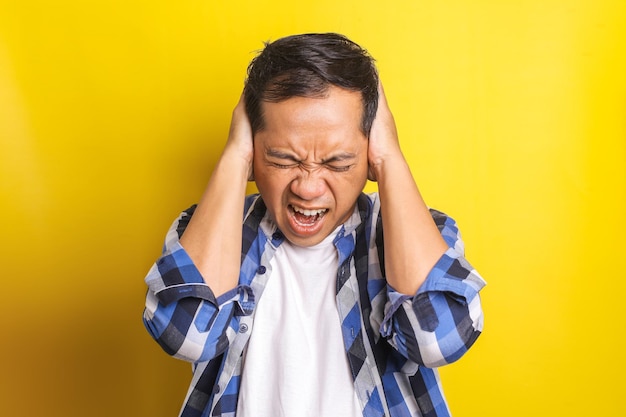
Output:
top-left (143, 193), bottom-right (486, 417)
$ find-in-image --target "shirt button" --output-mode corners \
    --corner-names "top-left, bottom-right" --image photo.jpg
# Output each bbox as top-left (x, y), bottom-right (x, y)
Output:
top-left (257, 265), bottom-right (266, 274)
top-left (272, 231), bottom-right (283, 240)
top-left (213, 385), bottom-right (220, 394)
top-left (239, 323), bottom-right (249, 333)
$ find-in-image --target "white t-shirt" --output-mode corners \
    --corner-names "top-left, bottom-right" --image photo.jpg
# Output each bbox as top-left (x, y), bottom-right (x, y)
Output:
top-left (236, 228), bottom-right (362, 417)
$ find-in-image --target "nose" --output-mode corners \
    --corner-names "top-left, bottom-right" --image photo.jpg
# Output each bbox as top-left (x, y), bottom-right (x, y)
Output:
top-left (289, 169), bottom-right (327, 201)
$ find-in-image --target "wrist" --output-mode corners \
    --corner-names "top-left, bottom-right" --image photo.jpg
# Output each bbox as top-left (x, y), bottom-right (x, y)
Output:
top-left (369, 151), bottom-right (406, 182)
top-left (217, 146), bottom-right (253, 183)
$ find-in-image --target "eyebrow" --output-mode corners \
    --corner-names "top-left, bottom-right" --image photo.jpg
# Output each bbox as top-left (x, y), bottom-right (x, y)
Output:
top-left (321, 153), bottom-right (356, 164)
top-left (266, 149), bottom-right (300, 162)
top-left (265, 149), bottom-right (356, 163)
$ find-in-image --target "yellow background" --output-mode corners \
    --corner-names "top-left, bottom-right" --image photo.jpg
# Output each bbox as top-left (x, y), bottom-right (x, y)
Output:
top-left (1, 1), bottom-right (625, 416)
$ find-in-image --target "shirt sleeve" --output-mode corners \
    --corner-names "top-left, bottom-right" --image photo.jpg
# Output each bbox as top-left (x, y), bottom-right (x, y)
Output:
top-left (379, 210), bottom-right (486, 368)
top-left (142, 207), bottom-right (254, 363)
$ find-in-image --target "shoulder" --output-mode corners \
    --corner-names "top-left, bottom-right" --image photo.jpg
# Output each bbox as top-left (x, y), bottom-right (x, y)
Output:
top-left (171, 194), bottom-right (265, 240)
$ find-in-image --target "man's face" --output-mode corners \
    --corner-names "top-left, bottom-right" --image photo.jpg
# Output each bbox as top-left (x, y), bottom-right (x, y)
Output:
top-left (253, 86), bottom-right (369, 247)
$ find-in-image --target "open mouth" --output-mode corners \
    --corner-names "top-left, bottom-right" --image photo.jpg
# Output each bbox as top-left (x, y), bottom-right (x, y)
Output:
top-left (289, 205), bottom-right (328, 226)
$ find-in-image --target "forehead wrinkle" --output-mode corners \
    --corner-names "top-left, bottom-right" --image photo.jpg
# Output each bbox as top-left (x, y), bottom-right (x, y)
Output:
top-left (266, 144), bottom-right (358, 166)
top-left (256, 87), bottom-right (367, 164)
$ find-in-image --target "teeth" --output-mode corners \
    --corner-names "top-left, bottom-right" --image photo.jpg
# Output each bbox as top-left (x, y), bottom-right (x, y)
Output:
top-left (292, 206), bottom-right (327, 216)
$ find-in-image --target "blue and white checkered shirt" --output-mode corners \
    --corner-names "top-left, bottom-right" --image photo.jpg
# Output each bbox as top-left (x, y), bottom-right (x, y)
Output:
top-left (143, 192), bottom-right (486, 417)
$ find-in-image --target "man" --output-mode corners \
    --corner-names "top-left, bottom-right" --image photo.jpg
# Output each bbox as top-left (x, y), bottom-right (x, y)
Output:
top-left (143, 33), bottom-right (485, 417)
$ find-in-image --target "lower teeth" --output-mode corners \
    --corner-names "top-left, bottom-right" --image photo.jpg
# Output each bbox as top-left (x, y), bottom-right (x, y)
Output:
top-left (295, 213), bottom-right (319, 225)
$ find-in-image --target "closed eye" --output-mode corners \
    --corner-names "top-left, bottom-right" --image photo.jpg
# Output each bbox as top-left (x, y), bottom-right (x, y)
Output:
top-left (326, 164), bottom-right (352, 172)
top-left (323, 153), bottom-right (356, 173)
top-left (265, 149), bottom-right (301, 169)
top-left (270, 162), bottom-right (298, 169)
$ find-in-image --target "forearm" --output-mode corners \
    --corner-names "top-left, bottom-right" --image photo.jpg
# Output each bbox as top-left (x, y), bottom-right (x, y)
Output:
top-left (177, 95), bottom-right (253, 297)
top-left (179, 149), bottom-right (249, 297)
top-left (374, 154), bottom-right (448, 295)
top-left (370, 83), bottom-right (485, 363)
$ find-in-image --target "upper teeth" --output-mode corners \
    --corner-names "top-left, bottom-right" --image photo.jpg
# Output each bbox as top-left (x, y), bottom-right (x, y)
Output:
top-left (293, 206), bottom-right (327, 216)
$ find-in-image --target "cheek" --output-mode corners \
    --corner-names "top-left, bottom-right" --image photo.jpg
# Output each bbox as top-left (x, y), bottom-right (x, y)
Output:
top-left (348, 163), bottom-right (369, 188)
top-left (330, 174), bottom-right (367, 201)
top-left (254, 170), bottom-right (289, 204)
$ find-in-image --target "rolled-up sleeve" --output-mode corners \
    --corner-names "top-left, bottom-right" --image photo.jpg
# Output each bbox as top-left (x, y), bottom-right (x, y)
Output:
top-left (142, 210), bottom-right (254, 363)
top-left (380, 211), bottom-right (486, 368)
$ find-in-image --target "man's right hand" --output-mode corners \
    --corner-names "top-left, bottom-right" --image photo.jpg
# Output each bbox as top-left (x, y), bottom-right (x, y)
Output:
top-left (224, 94), bottom-right (254, 181)
top-left (179, 93), bottom-right (255, 296)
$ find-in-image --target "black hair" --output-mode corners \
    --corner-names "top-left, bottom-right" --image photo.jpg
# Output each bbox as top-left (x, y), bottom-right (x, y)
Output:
top-left (243, 33), bottom-right (379, 136)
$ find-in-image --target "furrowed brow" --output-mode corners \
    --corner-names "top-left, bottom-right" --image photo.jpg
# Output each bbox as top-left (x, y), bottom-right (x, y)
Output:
top-left (322, 153), bottom-right (357, 164)
top-left (266, 149), bottom-right (300, 162)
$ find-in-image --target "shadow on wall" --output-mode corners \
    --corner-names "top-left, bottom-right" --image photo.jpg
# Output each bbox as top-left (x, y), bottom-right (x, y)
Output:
top-left (1, 290), bottom-right (191, 417)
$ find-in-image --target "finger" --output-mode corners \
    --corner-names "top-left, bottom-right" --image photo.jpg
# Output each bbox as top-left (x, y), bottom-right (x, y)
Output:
top-left (377, 81), bottom-right (386, 104)
top-left (376, 81), bottom-right (393, 117)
